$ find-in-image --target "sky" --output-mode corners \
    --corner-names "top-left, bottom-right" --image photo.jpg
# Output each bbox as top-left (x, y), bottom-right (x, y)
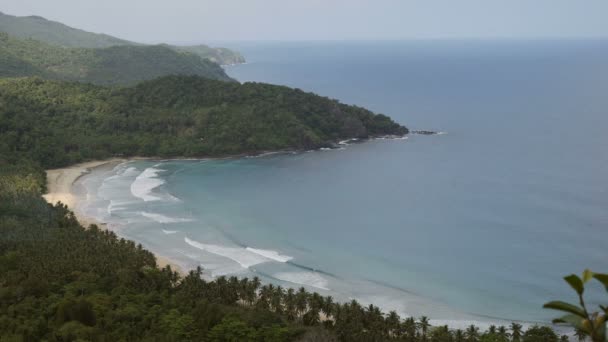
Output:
top-left (1, 0), bottom-right (607, 43)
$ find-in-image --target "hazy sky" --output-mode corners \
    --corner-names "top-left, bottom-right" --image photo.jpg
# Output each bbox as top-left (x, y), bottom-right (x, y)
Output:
top-left (1, 0), bottom-right (607, 43)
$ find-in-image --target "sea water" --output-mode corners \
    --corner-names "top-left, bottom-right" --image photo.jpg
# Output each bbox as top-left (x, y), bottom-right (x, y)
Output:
top-left (76, 40), bottom-right (608, 327)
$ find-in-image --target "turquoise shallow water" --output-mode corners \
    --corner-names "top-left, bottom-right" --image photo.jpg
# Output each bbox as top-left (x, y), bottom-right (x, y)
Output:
top-left (77, 40), bottom-right (608, 327)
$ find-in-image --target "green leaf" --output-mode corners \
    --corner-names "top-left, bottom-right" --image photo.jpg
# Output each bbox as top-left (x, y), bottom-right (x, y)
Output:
top-left (581, 269), bottom-right (593, 283)
top-left (543, 301), bottom-right (586, 317)
top-left (594, 315), bottom-right (606, 341)
top-left (552, 314), bottom-right (584, 329)
top-left (564, 274), bottom-right (584, 295)
top-left (592, 273), bottom-right (608, 291)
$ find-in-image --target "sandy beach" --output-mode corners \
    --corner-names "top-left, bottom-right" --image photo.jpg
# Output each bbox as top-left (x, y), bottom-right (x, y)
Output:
top-left (43, 158), bottom-right (186, 276)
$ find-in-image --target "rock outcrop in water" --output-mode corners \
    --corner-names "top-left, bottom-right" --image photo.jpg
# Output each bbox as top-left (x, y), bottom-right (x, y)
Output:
top-left (411, 130), bottom-right (439, 135)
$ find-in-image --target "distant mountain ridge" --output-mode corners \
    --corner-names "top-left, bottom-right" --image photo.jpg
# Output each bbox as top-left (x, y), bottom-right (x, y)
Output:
top-left (0, 32), bottom-right (233, 84)
top-left (0, 11), bottom-right (245, 65)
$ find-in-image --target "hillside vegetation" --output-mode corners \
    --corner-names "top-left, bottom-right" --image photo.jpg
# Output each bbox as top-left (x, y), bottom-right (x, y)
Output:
top-left (0, 33), bottom-right (233, 84)
top-left (0, 11), bottom-right (245, 65)
top-left (0, 75), bottom-right (407, 168)
top-left (172, 44), bottom-right (246, 65)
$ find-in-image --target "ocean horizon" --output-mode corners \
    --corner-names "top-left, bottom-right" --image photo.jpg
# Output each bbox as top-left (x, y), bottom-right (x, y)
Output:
top-left (74, 39), bottom-right (608, 329)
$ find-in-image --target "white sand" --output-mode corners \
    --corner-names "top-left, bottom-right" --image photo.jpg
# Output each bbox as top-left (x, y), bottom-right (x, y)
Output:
top-left (43, 158), bottom-right (186, 276)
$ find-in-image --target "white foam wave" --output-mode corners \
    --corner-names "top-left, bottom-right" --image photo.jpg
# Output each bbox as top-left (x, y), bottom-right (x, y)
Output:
top-left (373, 134), bottom-right (409, 141)
top-left (184, 238), bottom-right (294, 269)
top-left (246, 247), bottom-right (293, 263)
top-left (338, 138), bottom-right (359, 145)
top-left (130, 167), bottom-right (165, 201)
top-left (107, 200), bottom-right (134, 215)
top-left (246, 151), bottom-right (282, 159)
top-left (185, 237), bottom-right (269, 268)
top-left (162, 229), bottom-right (179, 235)
top-left (141, 211), bottom-right (193, 223)
top-left (274, 271), bottom-right (330, 291)
top-left (120, 166), bottom-right (139, 176)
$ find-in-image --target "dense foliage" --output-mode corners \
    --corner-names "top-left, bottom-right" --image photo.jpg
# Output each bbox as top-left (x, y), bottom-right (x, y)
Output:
top-left (544, 270), bottom-right (608, 342)
top-left (0, 11), bottom-right (245, 65)
top-left (0, 33), bottom-right (233, 84)
top-left (0, 75), bottom-right (407, 169)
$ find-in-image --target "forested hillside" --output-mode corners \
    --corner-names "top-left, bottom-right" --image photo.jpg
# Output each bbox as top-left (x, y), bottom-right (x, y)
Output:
top-left (171, 44), bottom-right (246, 65)
top-left (0, 11), bottom-right (245, 65)
top-left (0, 75), bottom-right (406, 169)
top-left (0, 33), bottom-right (232, 84)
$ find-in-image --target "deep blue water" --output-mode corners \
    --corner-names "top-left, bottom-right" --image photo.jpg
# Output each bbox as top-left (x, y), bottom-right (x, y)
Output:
top-left (78, 40), bottom-right (608, 326)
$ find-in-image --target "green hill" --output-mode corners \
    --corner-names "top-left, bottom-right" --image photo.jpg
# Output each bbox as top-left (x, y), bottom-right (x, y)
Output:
top-left (0, 33), bottom-right (233, 84)
top-left (0, 75), bottom-right (407, 168)
top-left (0, 11), bottom-right (245, 65)
top-left (171, 44), bottom-right (245, 65)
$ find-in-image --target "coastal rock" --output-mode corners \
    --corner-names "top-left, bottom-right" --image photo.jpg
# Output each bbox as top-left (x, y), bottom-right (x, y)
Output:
top-left (411, 130), bottom-right (439, 135)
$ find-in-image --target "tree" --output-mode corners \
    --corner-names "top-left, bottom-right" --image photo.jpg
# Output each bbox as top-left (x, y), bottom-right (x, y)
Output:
top-left (510, 323), bottom-right (523, 342)
top-left (386, 311), bottom-right (401, 337)
top-left (544, 269), bottom-right (607, 342)
top-left (430, 325), bottom-right (452, 342)
top-left (574, 327), bottom-right (588, 342)
top-left (466, 324), bottom-right (480, 342)
top-left (402, 317), bottom-right (418, 340)
top-left (418, 316), bottom-right (431, 341)
top-left (454, 329), bottom-right (465, 342)
top-left (207, 317), bottom-right (257, 342)
top-left (497, 326), bottom-right (509, 340)
top-left (522, 326), bottom-right (558, 342)
top-left (160, 309), bottom-right (195, 340)
top-left (296, 287), bottom-right (309, 318)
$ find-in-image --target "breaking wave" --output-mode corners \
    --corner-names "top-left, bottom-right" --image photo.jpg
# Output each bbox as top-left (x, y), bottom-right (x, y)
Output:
top-left (141, 211), bottom-right (193, 223)
top-left (130, 167), bottom-right (165, 201)
top-left (246, 247), bottom-right (293, 262)
top-left (184, 237), bottom-right (293, 269)
top-left (273, 271), bottom-right (330, 291)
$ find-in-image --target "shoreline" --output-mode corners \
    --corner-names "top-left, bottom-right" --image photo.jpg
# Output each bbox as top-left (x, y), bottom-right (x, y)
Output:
top-left (43, 158), bottom-right (187, 276)
top-left (40, 136), bottom-right (411, 284)
top-left (40, 155), bottom-right (558, 332)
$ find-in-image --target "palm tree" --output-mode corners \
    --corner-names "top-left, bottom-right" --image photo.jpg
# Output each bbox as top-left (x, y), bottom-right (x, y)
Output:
top-left (385, 311), bottom-right (401, 337)
top-left (497, 325), bottom-right (509, 341)
top-left (321, 295), bottom-right (334, 320)
top-left (402, 317), bottom-right (417, 340)
top-left (364, 304), bottom-right (384, 337)
top-left (510, 322), bottom-right (523, 342)
top-left (574, 327), bottom-right (588, 342)
top-left (454, 329), bottom-right (465, 342)
top-left (295, 287), bottom-right (308, 318)
top-left (418, 316), bottom-right (431, 341)
top-left (465, 324), bottom-right (479, 342)
top-left (284, 288), bottom-right (296, 321)
top-left (488, 325), bottom-right (497, 335)
top-left (250, 276), bottom-right (261, 305)
top-left (271, 285), bottom-right (284, 314)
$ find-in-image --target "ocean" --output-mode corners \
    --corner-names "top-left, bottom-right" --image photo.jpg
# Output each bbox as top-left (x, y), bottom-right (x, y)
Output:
top-left (75, 40), bottom-right (608, 327)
